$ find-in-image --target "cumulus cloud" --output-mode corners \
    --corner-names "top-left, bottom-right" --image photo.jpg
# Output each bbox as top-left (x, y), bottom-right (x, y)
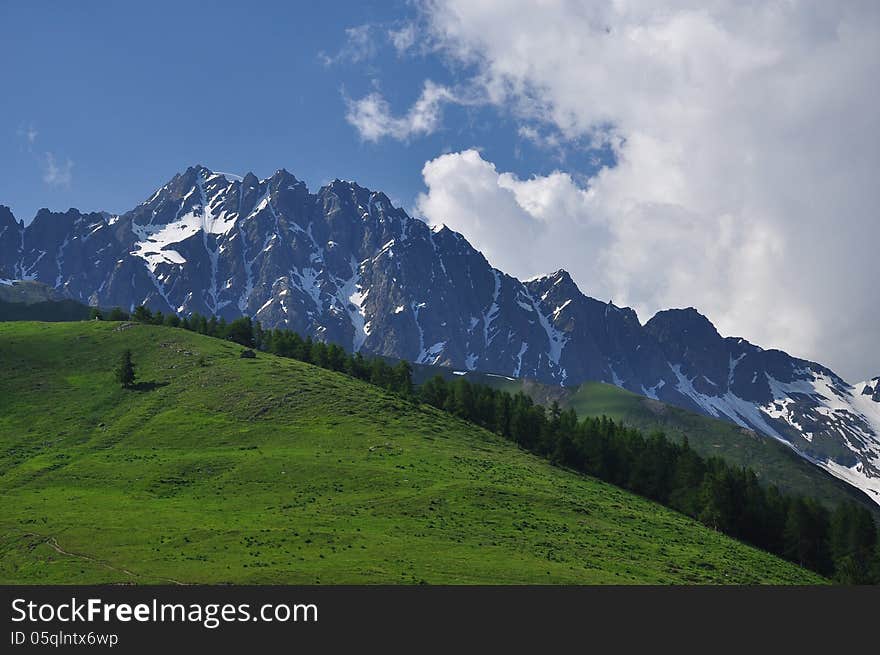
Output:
top-left (412, 0), bottom-right (880, 381)
top-left (417, 149), bottom-right (605, 275)
top-left (346, 80), bottom-right (457, 141)
top-left (43, 152), bottom-right (73, 188)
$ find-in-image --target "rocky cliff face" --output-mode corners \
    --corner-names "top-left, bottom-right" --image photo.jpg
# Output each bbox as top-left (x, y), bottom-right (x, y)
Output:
top-left (0, 206), bottom-right (24, 281)
top-left (3, 165), bottom-right (879, 503)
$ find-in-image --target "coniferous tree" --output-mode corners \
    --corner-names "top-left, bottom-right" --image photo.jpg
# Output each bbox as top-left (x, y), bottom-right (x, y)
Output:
top-left (830, 503), bottom-right (878, 583)
top-left (393, 360), bottom-right (414, 397)
top-left (327, 344), bottom-right (347, 372)
top-left (132, 305), bottom-right (153, 322)
top-left (226, 317), bottom-right (255, 347)
top-left (116, 349), bottom-right (136, 389)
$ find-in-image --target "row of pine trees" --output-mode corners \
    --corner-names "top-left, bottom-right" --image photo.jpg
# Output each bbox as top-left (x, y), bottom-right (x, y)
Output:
top-left (102, 305), bottom-right (880, 583)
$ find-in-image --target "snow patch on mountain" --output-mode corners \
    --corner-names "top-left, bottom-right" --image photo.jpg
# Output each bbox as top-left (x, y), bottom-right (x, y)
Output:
top-left (513, 342), bottom-right (529, 378)
top-left (642, 380), bottom-right (665, 400)
top-left (665, 362), bottom-right (880, 505)
top-left (824, 459), bottom-right (880, 502)
top-left (297, 267), bottom-right (323, 309)
top-left (670, 364), bottom-right (784, 438)
top-left (852, 380), bottom-right (880, 430)
top-left (728, 352), bottom-right (746, 385)
top-left (418, 340), bottom-right (446, 365)
top-left (337, 257), bottom-right (369, 352)
top-left (483, 270), bottom-right (501, 346)
top-left (763, 397), bottom-right (812, 441)
top-left (131, 179), bottom-right (238, 273)
top-left (527, 288), bottom-right (567, 368)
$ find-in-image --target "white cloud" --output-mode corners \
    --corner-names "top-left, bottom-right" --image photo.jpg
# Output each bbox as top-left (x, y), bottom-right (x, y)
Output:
top-left (16, 123), bottom-right (38, 148)
top-left (320, 24), bottom-right (377, 66)
top-left (389, 24), bottom-right (417, 55)
top-left (418, 148), bottom-right (794, 347)
top-left (411, 0), bottom-right (880, 381)
top-left (517, 125), bottom-right (565, 152)
top-left (417, 150), bottom-right (603, 274)
top-left (43, 152), bottom-right (73, 188)
top-left (346, 80), bottom-right (457, 142)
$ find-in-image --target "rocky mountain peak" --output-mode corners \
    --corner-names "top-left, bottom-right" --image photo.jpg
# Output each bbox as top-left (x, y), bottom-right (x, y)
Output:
top-left (523, 269), bottom-right (580, 300)
top-left (269, 168), bottom-right (300, 185)
top-left (0, 206), bottom-right (24, 280)
top-left (862, 377), bottom-right (880, 402)
top-left (645, 307), bottom-right (721, 345)
top-left (0, 205), bottom-right (17, 227)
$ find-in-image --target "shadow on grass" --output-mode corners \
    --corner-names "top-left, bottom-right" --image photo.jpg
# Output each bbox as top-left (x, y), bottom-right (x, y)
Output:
top-left (129, 381), bottom-right (169, 392)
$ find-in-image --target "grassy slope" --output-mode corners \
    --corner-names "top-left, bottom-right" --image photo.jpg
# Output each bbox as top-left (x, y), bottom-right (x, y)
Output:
top-left (0, 322), bottom-right (823, 584)
top-left (429, 368), bottom-right (877, 519)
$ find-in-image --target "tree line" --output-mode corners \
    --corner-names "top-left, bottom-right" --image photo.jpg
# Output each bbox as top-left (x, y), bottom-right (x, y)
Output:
top-left (104, 304), bottom-right (880, 583)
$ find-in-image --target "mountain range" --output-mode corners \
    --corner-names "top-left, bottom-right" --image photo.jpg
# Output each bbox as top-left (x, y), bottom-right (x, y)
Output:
top-left (2, 164), bottom-right (878, 503)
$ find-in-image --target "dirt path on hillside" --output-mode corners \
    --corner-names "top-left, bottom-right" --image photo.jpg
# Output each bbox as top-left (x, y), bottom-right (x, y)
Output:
top-left (16, 532), bottom-right (188, 585)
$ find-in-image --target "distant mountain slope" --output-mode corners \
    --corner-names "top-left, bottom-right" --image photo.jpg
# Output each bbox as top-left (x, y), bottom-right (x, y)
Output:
top-left (1, 165), bottom-right (877, 503)
top-left (565, 381), bottom-right (880, 515)
top-left (426, 368), bottom-right (878, 519)
top-left (0, 298), bottom-right (89, 322)
top-left (0, 279), bottom-right (64, 303)
top-left (0, 321), bottom-right (823, 584)
top-left (0, 280), bottom-right (90, 322)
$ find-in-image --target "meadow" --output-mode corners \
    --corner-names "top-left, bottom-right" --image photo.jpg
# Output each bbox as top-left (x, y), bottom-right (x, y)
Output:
top-left (0, 321), bottom-right (823, 584)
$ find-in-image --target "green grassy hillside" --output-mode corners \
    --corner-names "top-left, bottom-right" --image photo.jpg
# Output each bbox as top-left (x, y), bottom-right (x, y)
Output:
top-left (0, 322), bottom-right (823, 584)
top-left (427, 369), bottom-right (877, 519)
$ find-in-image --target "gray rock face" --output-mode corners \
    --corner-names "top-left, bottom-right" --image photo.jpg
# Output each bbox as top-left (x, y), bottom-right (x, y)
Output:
top-left (0, 206), bottom-right (24, 281)
top-left (2, 165), bottom-right (879, 504)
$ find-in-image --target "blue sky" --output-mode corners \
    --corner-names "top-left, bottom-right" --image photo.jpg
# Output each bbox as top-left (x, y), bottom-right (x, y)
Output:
top-left (2, 1), bottom-right (877, 380)
top-left (0, 0), bottom-right (602, 222)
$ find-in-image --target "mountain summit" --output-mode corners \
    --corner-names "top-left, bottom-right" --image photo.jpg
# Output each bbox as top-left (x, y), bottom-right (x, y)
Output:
top-left (3, 165), bottom-right (879, 503)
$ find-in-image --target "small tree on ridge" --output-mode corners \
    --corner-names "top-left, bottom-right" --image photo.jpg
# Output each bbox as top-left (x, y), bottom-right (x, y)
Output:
top-left (116, 349), bottom-right (136, 389)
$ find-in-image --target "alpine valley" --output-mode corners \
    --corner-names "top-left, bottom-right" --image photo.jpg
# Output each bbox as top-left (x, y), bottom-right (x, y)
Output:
top-left (2, 165), bottom-right (878, 504)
